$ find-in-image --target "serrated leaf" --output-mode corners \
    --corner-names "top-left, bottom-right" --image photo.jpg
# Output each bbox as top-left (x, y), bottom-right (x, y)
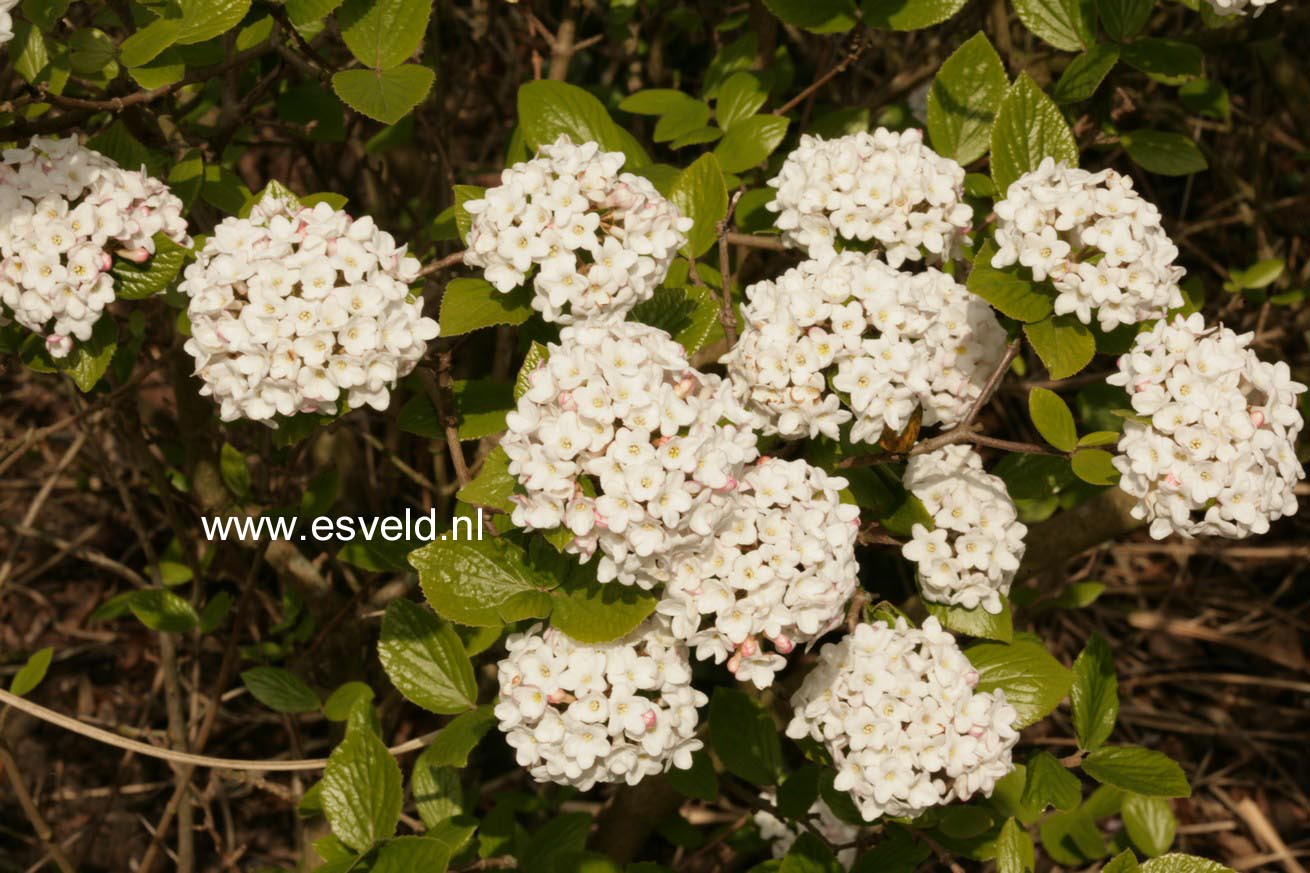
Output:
top-left (220, 443), bottom-right (252, 501)
top-left (286, 0), bottom-right (345, 25)
top-left (369, 837), bottom-right (452, 873)
top-left (668, 748), bottom-right (718, 801)
top-left (1105, 850), bottom-right (1143, 873)
top-left (412, 537), bottom-right (556, 627)
top-left (332, 65), bottom-right (434, 125)
top-left (1041, 809), bottom-right (1107, 865)
top-left (1121, 39), bottom-right (1203, 86)
top-left (22, 0), bottom-right (71, 31)
top-left (518, 80), bottom-right (650, 169)
top-left (996, 818), bottom-right (1035, 873)
top-left (927, 33), bottom-right (1008, 165)
top-left (1098, 0), bottom-right (1154, 41)
top-left (1123, 794), bottom-right (1177, 857)
top-left (421, 704), bottom-right (497, 768)
top-left (991, 74), bottom-right (1079, 194)
top-left (1082, 747), bottom-right (1191, 798)
top-left (1072, 449), bottom-right (1119, 486)
top-left (548, 568), bottom-right (657, 644)
top-left (175, 0), bottom-right (251, 45)
top-left (379, 599), bottom-right (478, 714)
top-left (1140, 854), bottom-right (1234, 873)
top-left (925, 599), bottom-right (1013, 642)
top-left (709, 687), bottom-right (781, 785)
top-left (1053, 44), bottom-right (1120, 104)
top-left (1028, 387), bottom-right (1077, 452)
top-left (411, 747), bottom-right (465, 828)
top-left (712, 114), bottom-right (789, 173)
top-left (438, 277), bottom-right (533, 336)
top-left (120, 16), bottom-right (181, 68)
top-left (1071, 632), bottom-right (1118, 750)
top-left (861, 0), bottom-right (967, 30)
top-left (1022, 751), bottom-right (1082, 811)
top-left (68, 28), bottom-right (117, 75)
top-left (1013, 0), bottom-right (1095, 52)
top-left (9, 647), bottom-right (53, 697)
top-left (630, 284), bottom-right (721, 354)
top-left (654, 100), bottom-right (712, 144)
top-left (338, 0), bottom-right (431, 68)
top-left (1121, 130), bottom-right (1208, 176)
top-left (514, 342), bottom-right (549, 401)
top-left (715, 72), bottom-right (768, 130)
top-left (240, 666), bottom-right (321, 714)
top-left (1025, 315), bottom-right (1095, 380)
top-left (455, 446), bottom-right (514, 514)
top-left (967, 638), bottom-right (1073, 728)
top-left (763, 0), bottom-right (859, 33)
top-left (129, 589), bottom-right (198, 633)
top-left (669, 153), bottom-right (728, 258)
top-left (321, 720), bottom-right (403, 852)
top-left (968, 241), bottom-right (1056, 322)
top-left (324, 682), bottom-right (375, 721)
top-left (39, 315), bottom-right (118, 393)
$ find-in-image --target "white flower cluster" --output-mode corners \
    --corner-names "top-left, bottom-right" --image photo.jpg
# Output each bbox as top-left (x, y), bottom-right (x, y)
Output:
top-left (766, 128), bottom-right (973, 266)
top-left (724, 252), bottom-right (1007, 444)
top-left (180, 193), bottom-right (437, 423)
top-left (658, 458), bottom-right (862, 688)
top-left (755, 797), bottom-right (860, 870)
top-left (0, 136), bottom-right (190, 358)
top-left (1108, 313), bottom-right (1305, 539)
top-left (464, 136), bottom-right (692, 324)
top-left (0, 0), bottom-right (19, 48)
top-left (786, 617), bottom-right (1019, 822)
top-left (901, 446), bottom-right (1027, 615)
top-left (1203, 0), bottom-right (1277, 15)
top-left (494, 619), bottom-right (706, 790)
top-left (991, 157), bottom-right (1185, 332)
top-left (504, 321), bottom-right (758, 587)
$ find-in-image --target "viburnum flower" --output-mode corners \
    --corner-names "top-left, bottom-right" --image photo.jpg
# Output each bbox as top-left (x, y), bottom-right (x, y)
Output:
top-left (493, 619), bottom-right (706, 790)
top-left (0, 136), bottom-right (190, 359)
top-left (991, 157), bottom-right (1186, 332)
top-left (786, 617), bottom-right (1019, 822)
top-left (1108, 313), bottom-right (1305, 539)
top-left (657, 458), bottom-right (861, 688)
top-left (0, 0), bottom-right (19, 48)
top-left (463, 135), bottom-right (692, 324)
top-left (180, 192), bottom-right (437, 424)
top-left (724, 251), bottom-right (1007, 444)
top-left (755, 796), bottom-right (860, 869)
top-left (902, 446), bottom-right (1027, 615)
top-left (766, 128), bottom-right (973, 266)
top-left (502, 321), bottom-right (758, 588)
top-left (1203, 0), bottom-right (1277, 15)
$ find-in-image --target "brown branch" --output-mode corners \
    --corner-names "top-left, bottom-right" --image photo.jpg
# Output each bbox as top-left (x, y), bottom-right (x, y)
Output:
top-left (724, 232), bottom-right (787, 252)
top-left (716, 190), bottom-right (745, 347)
top-left (418, 250), bottom-right (468, 278)
top-left (774, 34), bottom-right (868, 117)
top-left (0, 740), bottom-right (77, 873)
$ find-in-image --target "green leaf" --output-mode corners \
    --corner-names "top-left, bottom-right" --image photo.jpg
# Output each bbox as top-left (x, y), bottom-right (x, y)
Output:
top-left (1120, 39), bottom-right (1203, 86)
top-left (709, 687), bottom-right (781, 785)
top-left (715, 72), bottom-right (769, 131)
top-left (1053, 44), bottom-right (1120, 104)
top-left (619, 89), bottom-right (696, 116)
top-left (1013, 0), bottom-right (1095, 51)
top-left (630, 285), bottom-right (722, 354)
top-left (22, 0), bottom-right (71, 31)
top-left (338, 0), bottom-right (431, 68)
top-left (518, 80), bottom-right (650, 169)
top-left (967, 241), bottom-right (1056, 322)
top-left (1225, 258), bottom-right (1284, 292)
top-left (996, 818), bottom-right (1035, 873)
top-left (548, 570), bottom-right (657, 644)
top-left (1072, 449), bottom-right (1119, 486)
top-left (439, 277), bottom-right (533, 336)
top-left (925, 598), bottom-right (1013, 642)
top-left (453, 185), bottom-right (484, 243)
top-left (321, 720), bottom-right (403, 852)
top-left (119, 16), bottom-right (181, 68)
top-left (220, 443), bottom-right (252, 501)
top-left (991, 74), bottom-right (1078, 194)
top-left (68, 27), bottom-right (117, 75)
top-left (332, 65), bottom-right (435, 125)
top-left (849, 825), bottom-right (932, 872)
top-left (763, 0), bottom-right (859, 33)
top-left (1140, 854), bottom-right (1235, 873)
top-left (240, 666), bottom-right (320, 714)
top-left (1081, 747), bottom-right (1191, 798)
top-left (861, 0), bottom-right (968, 30)
top-left (515, 342), bottom-right (549, 400)
top-left (1021, 751), bottom-right (1082, 812)
top-left (1024, 315), bottom-right (1095, 380)
top-left (48, 316), bottom-right (118, 393)
top-left (781, 832), bottom-right (843, 873)
top-left (654, 100), bottom-right (712, 144)
top-left (412, 538), bottom-right (555, 627)
top-left (1040, 809), bottom-right (1106, 865)
top-left (1178, 79), bottom-right (1229, 123)
top-left (1098, 0), bottom-right (1154, 41)
top-left (286, 0), bottom-right (345, 26)
top-left (455, 447), bottom-right (515, 514)
top-left (520, 813), bottom-right (593, 873)
top-left (9, 647), bottom-right (53, 697)
top-left (777, 766), bottom-right (823, 819)
top-left (1105, 850), bottom-right (1143, 873)
top-left (712, 115), bottom-right (790, 173)
top-left (175, 0), bottom-right (252, 45)
top-left (967, 638), bottom-right (1073, 728)
top-left (324, 682), bottom-right (375, 722)
top-left (667, 748), bottom-right (719, 801)
top-left (1071, 632), bottom-right (1118, 751)
top-left (1123, 794), bottom-right (1177, 857)
top-left (669, 153), bottom-right (729, 258)
top-left (369, 837), bottom-right (451, 873)
top-left (1120, 130), bottom-right (1208, 176)
top-left (421, 705), bottom-right (497, 767)
top-left (378, 599), bottom-right (477, 714)
top-left (129, 589), bottom-right (199, 633)
top-left (1028, 387), bottom-right (1078, 452)
top-left (411, 747), bottom-right (464, 828)
top-left (927, 33), bottom-right (1008, 165)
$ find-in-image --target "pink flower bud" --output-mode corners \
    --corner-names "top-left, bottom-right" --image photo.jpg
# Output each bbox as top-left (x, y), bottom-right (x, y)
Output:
top-left (120, 247), bottom-right (150, 263)
top-left (641, 710), bottom-right (658, 729)
top-left (726, 653), bottom-right (741, 674)
top-left (965, 670), bottom-right (979, 688)
top-left (1250, 409), bottom-right (1265, 428)
top-left (99, 252), bottom-right (113, 271)
top-left (771, 634), bottom-right (795, 655)
top-left (558, 390), bottom-right (577, 410)
top-left (739, 637), bottom-right (759, 658)
top-left (674, 374), bottom-right (697, 398)
top-left (1164, 472), bottom-right (1181, 488)
top-left (547, 689), bottom-right (570, 705)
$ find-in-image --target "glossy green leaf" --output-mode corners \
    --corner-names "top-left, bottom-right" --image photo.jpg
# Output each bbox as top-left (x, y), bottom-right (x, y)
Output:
top-left (861, 0), bottom-right (968, 30)
top-left (518, 80), bottom-right (650, 169)
top-left (1013, 0), bottom-right (1095, 51)
top-left (1098, 0), bottom-right (1154, 41)
top-left (332, 65), bottom-right (435, 125)
top-left (967, 638), bottom-right (1073, 728)
top-left (1029, 387), bottom-right (1078, 452)
top-left (338, 0), bottom-right (432, 68)
top-left (712, 115), bottom-right (789, 173)
top-left (967, 241), bottom-right (1056, 322)
top-left (991, 74), bottom-right (1079, 194)
top-left (669, 153), bottom-right (729, 258)
top-left (996, 818), bottom-right (1035, 873)
top-left (1053, 44), bottom-right (1120, 104)
top-left (128, 589), bottom-right (198, 633)
top-left (1071, 632), bottom-right (1119, 750)
top-left (1024, 315), bottom-right (1096, 380)
top-left (9, 647), bottom-right (53, 697)
top-left (412, 537), bottom-right (555, 627)
top-left (321, 720), bottom-right (403, 852)
top-left (763, 0), bottom-right (859, 33)
top-left (709, 687), bottom-right (781, 785)
top-left (1121, 130), bottom-right (1208, 176)
top-left (1022, 751), bottom-right (1082, 811)
top-left (927, 33), bottom-right (1008, 165)
top-left (240, 666), bottom-right (321, 714)
top-left (439, 277), bottom-right (533, 336)
top-left (1082, 747), bottom-right (1191, 798)
top-left (1072, 449), bottom-right (1120, 486)
top-left (421, 705), bottom-right (497, 768)
top-left (1123, 794), bottom-right (1177, 857)
top-left (925, 599), bottom-right (1013, 643)
top-left (378, 599), bottom-right (478, 714)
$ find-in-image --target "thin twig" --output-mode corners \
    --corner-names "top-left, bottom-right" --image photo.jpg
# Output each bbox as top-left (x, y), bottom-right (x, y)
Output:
top-left (0, 741), bottom-right (77, 873)
top-left (418, 250), bottom-right (467, 278)
top-left (716, 190), bottom-right (745, 347)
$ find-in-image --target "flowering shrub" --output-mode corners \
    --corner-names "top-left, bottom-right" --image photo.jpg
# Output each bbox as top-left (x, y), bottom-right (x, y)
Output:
top-left (0, 3), bottom-right (1305, 873)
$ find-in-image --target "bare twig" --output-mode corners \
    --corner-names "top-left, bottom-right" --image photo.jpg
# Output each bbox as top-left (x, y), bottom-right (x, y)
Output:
top-left (0, 740), bottom-right (77, 873)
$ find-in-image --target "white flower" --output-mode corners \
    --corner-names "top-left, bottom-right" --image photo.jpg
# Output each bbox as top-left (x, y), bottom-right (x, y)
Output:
top-left (503, 321), bottom-right (759, 588)
top-left (755, 796), bottom-right (860, 869)
top-left (179, 192), bottom-right (436, 424)
top-left (464, 136), bottom-right (693, 324)
top-left (766, 128), bottom-right (973, 266)
top-left (785, 617), bottom-right (1019, 822)
top-left (991, 157), bottom-right (1185, 332)
top-left (0, 136), bottom-right (191, 357)
top-left (494, 619), bottom-right (706, 790)
top-left (1107, 313), bottom-right (1306, 539)
top-left (1202, 0), bottom-right (1277, 14)
top-left (901, 446), bottom-right (1027, 615)
top-left (657, 458), bottom-right (861, 688)
top-left (0, 0), bottom-right (19, 48)
top-left (724, 252), bottom-right (1007, 444)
